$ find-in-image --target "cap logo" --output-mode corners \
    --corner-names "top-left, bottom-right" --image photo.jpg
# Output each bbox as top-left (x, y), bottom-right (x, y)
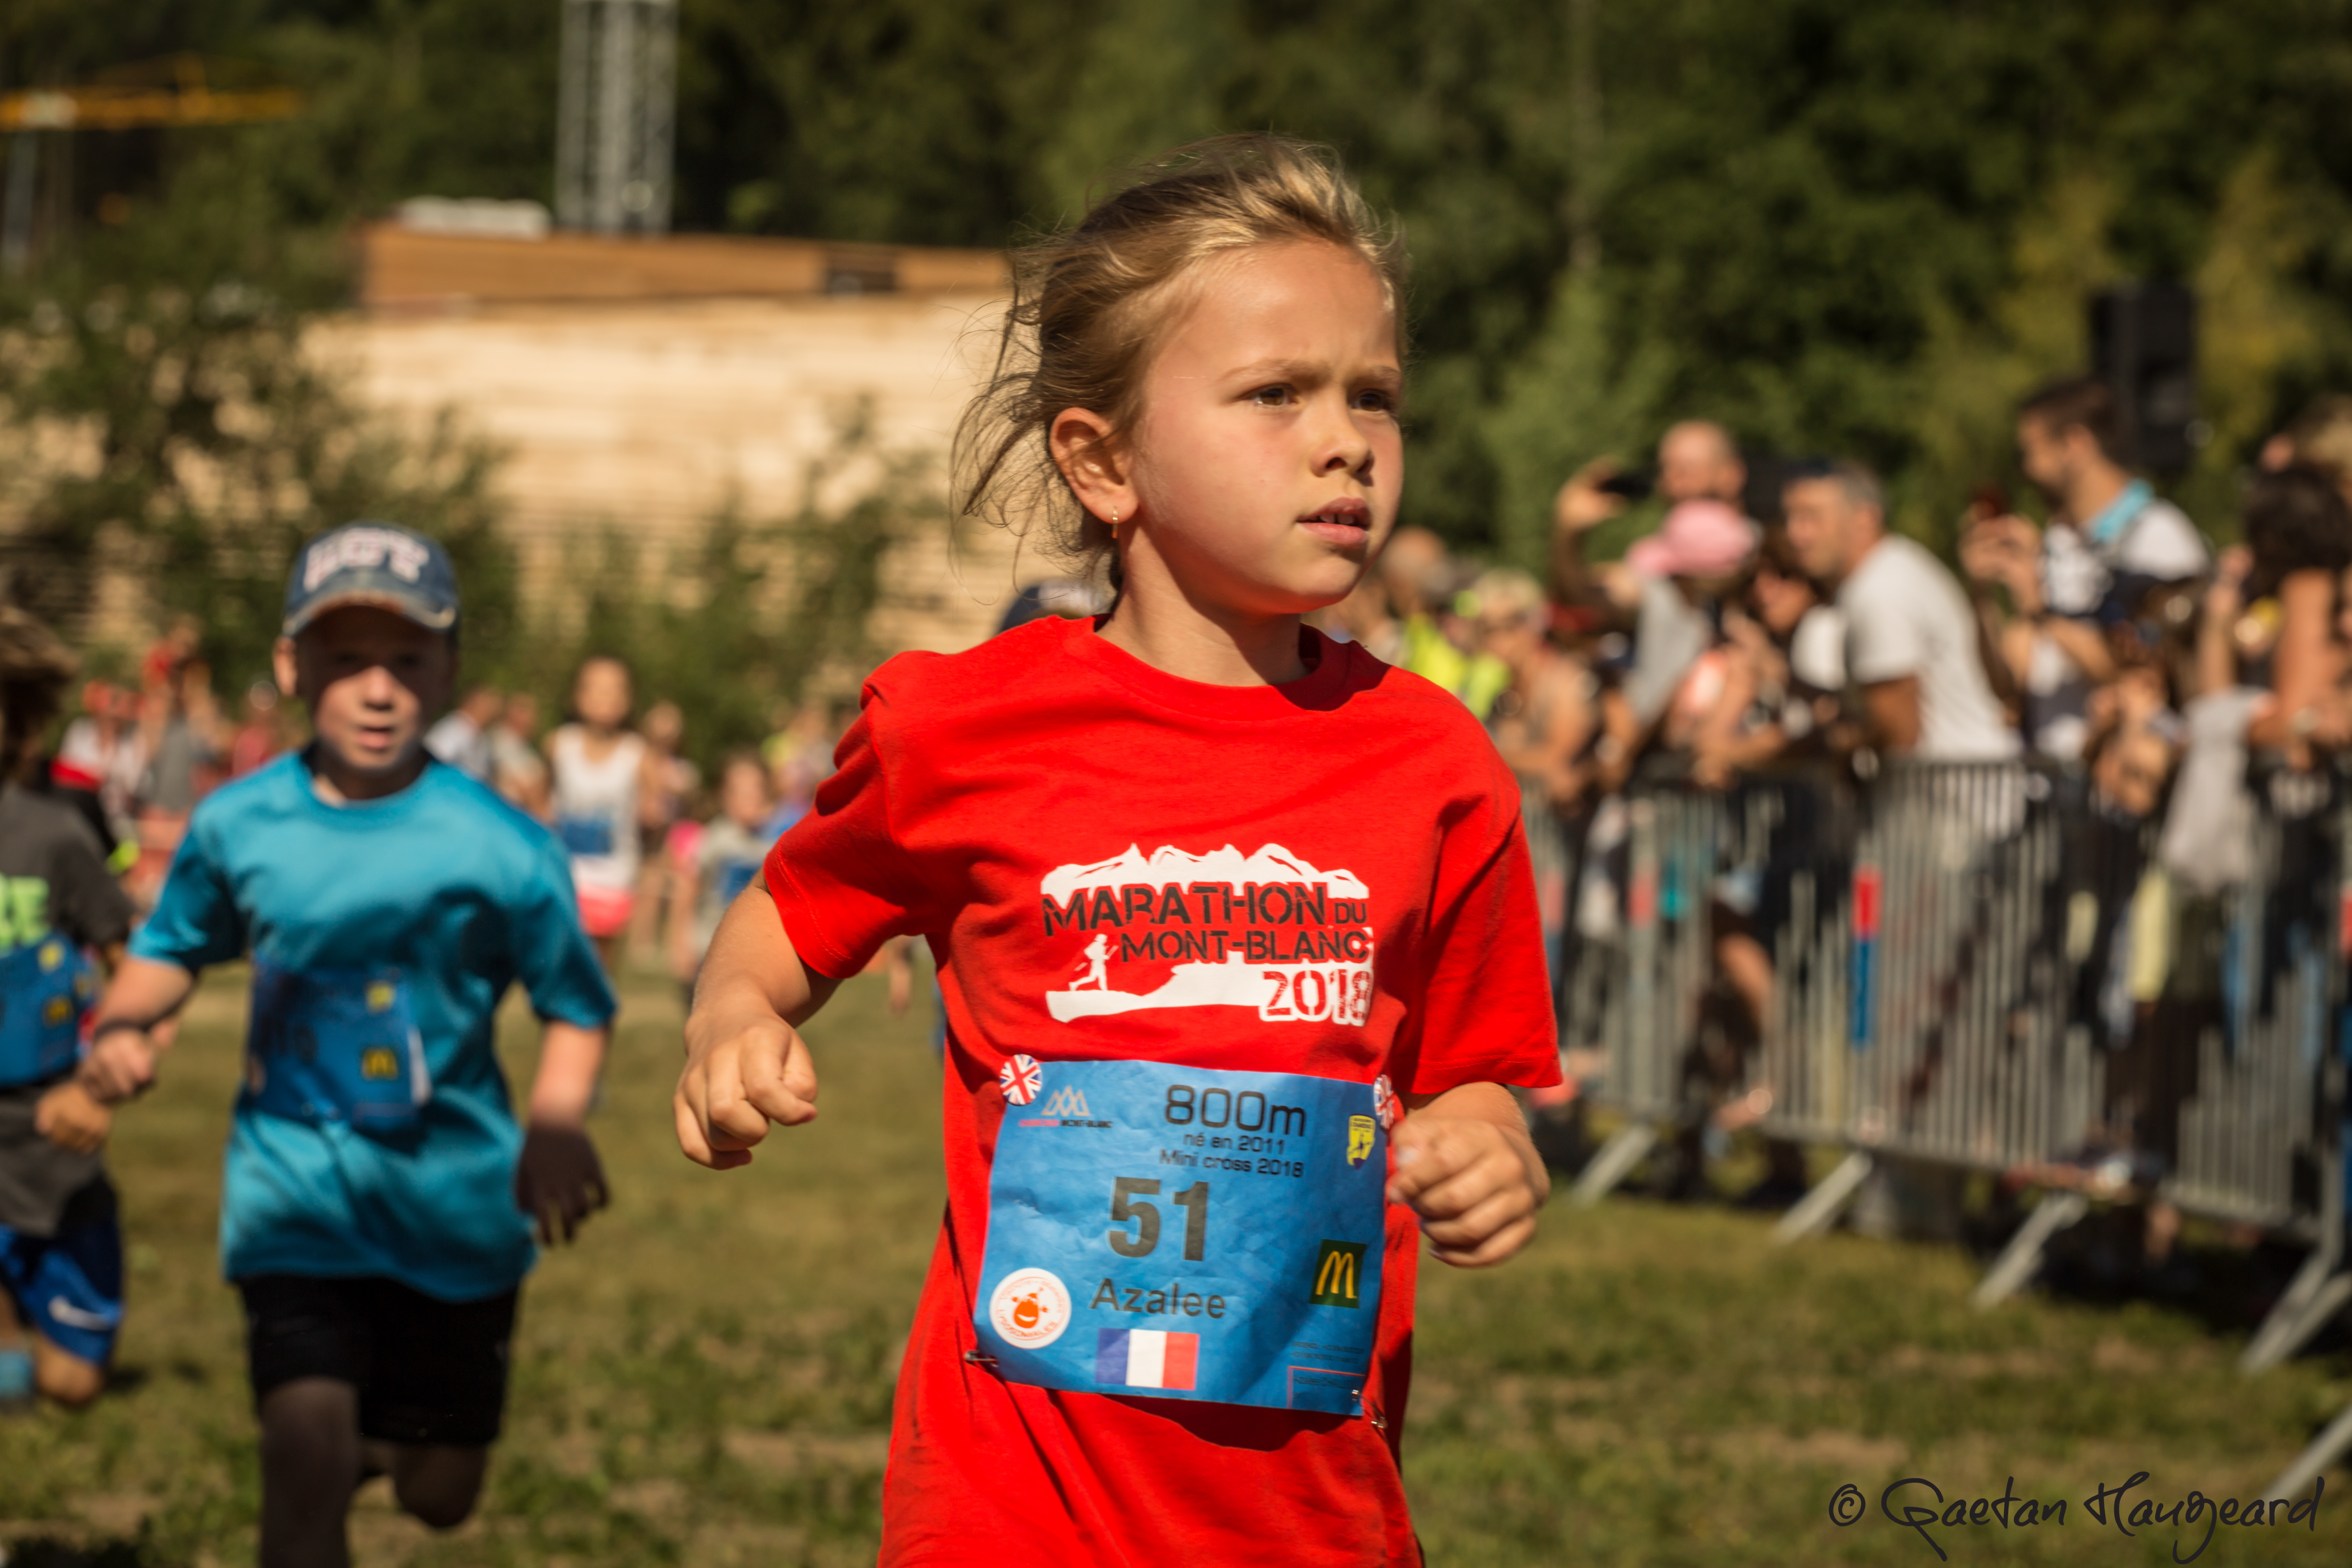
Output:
top-left (305, 527), bottom-right (431, 590)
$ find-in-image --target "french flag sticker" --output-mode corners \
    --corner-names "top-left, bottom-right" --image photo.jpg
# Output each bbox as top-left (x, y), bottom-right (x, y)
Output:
top-left (1095, 1327), bottom-right (1198, 1392)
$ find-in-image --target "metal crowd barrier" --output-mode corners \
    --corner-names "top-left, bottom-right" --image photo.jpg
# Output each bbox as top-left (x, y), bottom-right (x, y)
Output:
top-left (1561, 757), bottom-right (2350, 1341)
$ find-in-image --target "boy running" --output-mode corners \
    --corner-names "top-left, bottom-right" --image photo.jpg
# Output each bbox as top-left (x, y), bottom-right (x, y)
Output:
top-left (0, 606), bottom-right (131, 1409)
top-left (79, 523), bottom-right (616, 1567)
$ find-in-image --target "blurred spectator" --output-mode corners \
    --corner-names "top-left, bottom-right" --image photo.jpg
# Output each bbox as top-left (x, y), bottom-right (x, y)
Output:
top-left (227, 680), bottom-right (289, 779)
top-left (137, 615), bottom-right (201, 701)
top-left (1550, 425), bottom-right (1759, 775)
top-left (425, 684), bottom-right (503, 782)
top-left (2258, 394), bottom-right (2352, 489)
top-left (2084, 666), bottom-right (2180, 820)
top-left (1470, 567), bottom-right (1596, 974)
top-left (490, 692), bottom-right (551, 817)
top-left (52, 682), bottom-right (145, 852)
top-left (2193, 465), bottom-right (2352, 766)
top-left (128, 644), bottom-right (225, 904)
top-left (1569, 499), bottom-right (1757, 789)
top-left (1783, 461), bottom-right (2016, 761)
top-left (630, 699), bottom-right (701, 960)
top-left (1963, 378), bottom-right (2208, 758)
top-left (997, 578), bottom-right (1113, 635)
top-left (1376, 526), bottom-right (1509, 715)
top-left (1686, 530), bottom-right (1845, 789)
top-left (762, 701), bottom-right (836, 837)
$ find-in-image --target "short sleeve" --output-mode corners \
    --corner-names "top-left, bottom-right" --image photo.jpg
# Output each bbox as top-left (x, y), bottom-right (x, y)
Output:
top-left (1390, 753), bottom-right (1561, 1096)
top-left (47, 817), bottom-right (133, 951)
top-left (1843, 566), bottom-right (1927, 686)
top-left (129, 813), bottom-right (246, 971)
top-left (509, 835), bottom-right (618, 1028)
top-left (2116, 502), bottom-right (2209, 581)
top-left (762, 686), bottom-right (949, 980)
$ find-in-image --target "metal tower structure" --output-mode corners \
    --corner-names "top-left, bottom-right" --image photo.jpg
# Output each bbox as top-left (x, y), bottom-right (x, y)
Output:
top-left (555, 0), bottom-right (677, 235)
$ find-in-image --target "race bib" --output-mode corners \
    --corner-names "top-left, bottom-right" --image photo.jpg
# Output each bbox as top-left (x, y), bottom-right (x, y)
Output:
top-left (972, 1058), bottom-right (1391, 1417)
top-left (557, 813), bottom-right (616, 858)
top-left (0, 938), bottom-right (97, 1089)
top-left (245, 961), bottom-right (430, 1133)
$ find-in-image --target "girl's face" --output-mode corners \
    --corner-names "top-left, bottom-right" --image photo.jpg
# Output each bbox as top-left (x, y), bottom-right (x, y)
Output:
top-left (574, 660), bottom-right (632, 728)
top-left (1095, 241), bottom-right (1403, 617)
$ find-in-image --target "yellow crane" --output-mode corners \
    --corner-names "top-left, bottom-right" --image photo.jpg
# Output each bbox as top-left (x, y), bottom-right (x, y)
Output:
top-left (1, 56), bottom-right (302, 270)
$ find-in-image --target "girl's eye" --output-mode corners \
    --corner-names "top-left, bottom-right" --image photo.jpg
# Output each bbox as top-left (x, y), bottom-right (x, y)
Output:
top-left (1248, 385), bottom-right (1292, 407)
top-left (1353, 389), bottom-right (1396, 414)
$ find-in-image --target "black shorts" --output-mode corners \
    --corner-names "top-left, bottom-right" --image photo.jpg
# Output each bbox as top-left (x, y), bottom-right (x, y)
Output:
top-left (238, 1274), bottom-right (519, 1447)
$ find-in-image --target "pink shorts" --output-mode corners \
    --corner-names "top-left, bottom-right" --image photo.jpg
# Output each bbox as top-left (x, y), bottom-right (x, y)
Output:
top-left (575, 883), bottom-right (635, 940)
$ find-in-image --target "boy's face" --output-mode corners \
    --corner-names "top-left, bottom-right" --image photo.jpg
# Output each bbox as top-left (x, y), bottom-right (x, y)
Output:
top-left (274, 607), bottom-right (455, 780)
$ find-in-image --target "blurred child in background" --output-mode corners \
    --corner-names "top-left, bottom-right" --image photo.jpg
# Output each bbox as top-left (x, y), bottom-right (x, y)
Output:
top-left (0, 608), bottom-right (134, 1411)
top-left (548, 657), bottom-right (657, 973)
top-left (666, 753), bottom-right (775, 1008)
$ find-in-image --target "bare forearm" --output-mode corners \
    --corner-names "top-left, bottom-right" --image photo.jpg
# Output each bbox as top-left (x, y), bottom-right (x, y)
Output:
top-left (691, 882), bottom-right (837, 1032)
top-left (2040, 615), bottom-right (2117, 685)
top-left (92, 957), bottom-right (196, 1033)
top-left (529, 1021), bottom-right (608, 1125)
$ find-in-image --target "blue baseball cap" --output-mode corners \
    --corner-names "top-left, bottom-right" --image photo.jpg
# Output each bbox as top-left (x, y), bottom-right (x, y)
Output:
top-left (282, 522), bottom-right (459, 637)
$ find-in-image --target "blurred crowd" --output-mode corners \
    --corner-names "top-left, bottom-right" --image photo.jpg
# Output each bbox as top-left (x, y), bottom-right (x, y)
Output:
top-left (31, 632), bottom-right (871, 998)
top-left (1291, 381), bottom-right (2352, 1230)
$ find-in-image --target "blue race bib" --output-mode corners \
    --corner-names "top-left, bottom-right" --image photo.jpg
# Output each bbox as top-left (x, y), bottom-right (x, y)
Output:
top-left (244, 961), bottom-right (429, 1133)
top-left (557, 814), bottom-right (616, 858)
top-left (0, 938), bottom-right (97, 1089)
top-left (972, 1058), bottom-right (1389, 1417)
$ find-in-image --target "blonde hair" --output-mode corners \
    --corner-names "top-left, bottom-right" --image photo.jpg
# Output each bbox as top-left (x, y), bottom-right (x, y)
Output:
top-left (955, 134), bottom-right (1407, 586)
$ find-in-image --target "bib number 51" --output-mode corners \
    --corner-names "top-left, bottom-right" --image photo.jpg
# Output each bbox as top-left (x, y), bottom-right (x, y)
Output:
top-left (1108, 1177), bottom-right (1210, 1261)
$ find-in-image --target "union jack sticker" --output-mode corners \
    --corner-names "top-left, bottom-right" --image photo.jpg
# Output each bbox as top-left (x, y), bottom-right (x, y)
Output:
top-left (1372, 1074), bottom-right (1398, 1131)
top-left (1000, 1054), bottom-right (1043, 1106)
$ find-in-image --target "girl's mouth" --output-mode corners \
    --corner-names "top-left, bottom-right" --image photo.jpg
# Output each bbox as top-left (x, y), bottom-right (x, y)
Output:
top-left (1300, 497), bottom-right (1372, 545)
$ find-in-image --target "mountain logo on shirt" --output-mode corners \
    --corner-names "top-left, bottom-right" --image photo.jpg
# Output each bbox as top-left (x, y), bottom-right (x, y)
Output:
top-left (988, 1266), bottom-right (1073, 1349)
top-left (1038, 844), bottom-right (1377, 1026)
top-left (1037, 1085), bottom-right (1091, 1119)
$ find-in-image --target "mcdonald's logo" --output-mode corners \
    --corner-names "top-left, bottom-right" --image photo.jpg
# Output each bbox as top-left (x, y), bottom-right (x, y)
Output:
top-left (1310, 1239), bottom-right (1365, 1307)
top-left (359, 1047), bottom-right (402, 1081)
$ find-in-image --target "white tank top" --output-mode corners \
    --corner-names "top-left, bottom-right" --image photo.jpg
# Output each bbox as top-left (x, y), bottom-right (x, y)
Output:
top-left (550, 728), bottom-right (646, 891)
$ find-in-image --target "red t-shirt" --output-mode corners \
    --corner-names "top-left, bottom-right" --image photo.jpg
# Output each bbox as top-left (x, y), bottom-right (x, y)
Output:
top-left (764, 615), bottom-right (1559, 1566)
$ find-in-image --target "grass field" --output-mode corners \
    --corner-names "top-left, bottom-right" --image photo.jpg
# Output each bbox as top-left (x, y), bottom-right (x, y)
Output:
top-left (4, 965), bottom-right (2349, 1566)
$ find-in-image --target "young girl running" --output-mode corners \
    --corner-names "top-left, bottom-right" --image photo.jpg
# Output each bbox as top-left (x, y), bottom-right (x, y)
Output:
top-left (676, 136), bottom-right (1559, 1566)
top-left (548, 657), bottom-right (653, 971)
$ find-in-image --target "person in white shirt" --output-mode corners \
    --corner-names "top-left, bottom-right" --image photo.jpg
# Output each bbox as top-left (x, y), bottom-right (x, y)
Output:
top-left (1783, 461), bottom-right (2018, 762)
top-left (1962, 377), bottom-right (2208, 758)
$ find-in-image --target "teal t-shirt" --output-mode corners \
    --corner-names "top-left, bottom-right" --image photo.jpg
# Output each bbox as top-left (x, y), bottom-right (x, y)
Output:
top-left (131, 752), bottom-right (617, 1301)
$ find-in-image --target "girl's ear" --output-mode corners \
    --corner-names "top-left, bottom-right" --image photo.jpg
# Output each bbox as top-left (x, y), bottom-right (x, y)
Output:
top-left (1049, 406), bottom-right (1136, 526)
